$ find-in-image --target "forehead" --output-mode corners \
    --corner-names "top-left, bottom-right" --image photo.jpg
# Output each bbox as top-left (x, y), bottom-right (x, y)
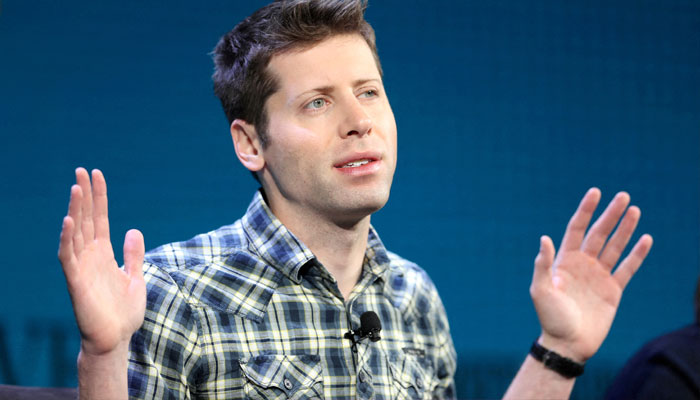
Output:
top-left (267, 34), bottom-right (381, 95)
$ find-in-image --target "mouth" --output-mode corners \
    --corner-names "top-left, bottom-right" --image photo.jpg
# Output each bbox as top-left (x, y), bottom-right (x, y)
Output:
top-left (334, 152), bottom-right (381, 168)
top-left (333, 153), bottom-right (382, 176)
top-left (338, 158), bottom-right (374, 168)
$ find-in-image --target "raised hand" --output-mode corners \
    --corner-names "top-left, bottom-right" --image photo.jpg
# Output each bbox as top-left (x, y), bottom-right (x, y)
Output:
top-left (530, 188), bottom-right (653, 362)
top-left (58, 168), bottom-right (146, 356)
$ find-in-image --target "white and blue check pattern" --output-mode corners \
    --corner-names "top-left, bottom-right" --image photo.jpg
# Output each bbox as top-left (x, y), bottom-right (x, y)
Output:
top-left (127, 191), bottom-right (456, 399)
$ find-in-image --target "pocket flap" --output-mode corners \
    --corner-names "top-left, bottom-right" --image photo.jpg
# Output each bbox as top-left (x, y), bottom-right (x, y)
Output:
top-left (239, 354), bottom-right (322, 392)
top-left (388, 350), bottom-right (434, 392)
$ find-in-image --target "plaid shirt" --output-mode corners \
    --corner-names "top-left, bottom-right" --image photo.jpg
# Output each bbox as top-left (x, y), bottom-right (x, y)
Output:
top-left (128, 191), bottom-right (456, 399)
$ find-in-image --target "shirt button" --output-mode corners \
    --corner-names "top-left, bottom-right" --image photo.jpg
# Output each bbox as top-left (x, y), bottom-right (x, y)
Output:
top-left (416, 378), bottom-right (423, 389)
top-left (359, 370), bottom-right (367, 383)
top-left (283, 377), bottom-right (293, 390)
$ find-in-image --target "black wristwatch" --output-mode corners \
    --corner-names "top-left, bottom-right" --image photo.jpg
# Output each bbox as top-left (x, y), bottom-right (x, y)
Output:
top-left (530, 341), bottom-right (585, 378)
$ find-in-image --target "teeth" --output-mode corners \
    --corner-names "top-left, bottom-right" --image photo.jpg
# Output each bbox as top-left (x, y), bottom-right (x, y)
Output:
top-left (342, 159), bottom-right (371, 168)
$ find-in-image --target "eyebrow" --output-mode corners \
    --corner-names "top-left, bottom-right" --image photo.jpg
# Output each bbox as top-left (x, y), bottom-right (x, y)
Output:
top-left (291, 78), bottom-right (382, 103)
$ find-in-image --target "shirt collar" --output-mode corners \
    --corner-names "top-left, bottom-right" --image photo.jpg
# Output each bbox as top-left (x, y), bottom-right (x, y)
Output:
top-left (241, 190), bottom-right (393, 284)
top-left (241, 190), bottom-right (316, 284)
top-left (364, 225), bottom-right (392, 278)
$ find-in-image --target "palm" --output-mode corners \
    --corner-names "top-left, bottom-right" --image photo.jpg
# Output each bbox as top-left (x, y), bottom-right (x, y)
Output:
top-left (530, 189), bottom-right (652, 362)
top-left (58, 168), bottom-right (146, 356)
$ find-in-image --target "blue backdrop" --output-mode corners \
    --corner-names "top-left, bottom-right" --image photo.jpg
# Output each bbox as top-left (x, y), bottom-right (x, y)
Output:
top-left (1, 1), bottom-right (698, 398)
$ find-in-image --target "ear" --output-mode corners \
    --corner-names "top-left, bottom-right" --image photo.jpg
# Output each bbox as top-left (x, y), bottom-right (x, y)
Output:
top-left (231, 119), bottom-right (265, 172)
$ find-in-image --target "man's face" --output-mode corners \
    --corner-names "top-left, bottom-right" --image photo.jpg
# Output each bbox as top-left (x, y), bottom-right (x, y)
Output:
top-left (259, 34), bottom-right (397, 226)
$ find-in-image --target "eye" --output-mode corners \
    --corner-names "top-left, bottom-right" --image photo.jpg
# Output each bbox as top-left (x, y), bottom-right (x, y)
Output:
top-left (305, 98), bottom-right (328, 109)
top-left (359, 89), bottom-right (377, 98)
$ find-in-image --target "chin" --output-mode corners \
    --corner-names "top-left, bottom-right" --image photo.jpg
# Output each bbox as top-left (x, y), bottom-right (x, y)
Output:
top-left (333, 189), bottom-right (391, 225)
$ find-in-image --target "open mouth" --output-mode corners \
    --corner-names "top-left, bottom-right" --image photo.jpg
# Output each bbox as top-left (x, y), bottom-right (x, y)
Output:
top-left (339, 159), bottom-right (373, 168)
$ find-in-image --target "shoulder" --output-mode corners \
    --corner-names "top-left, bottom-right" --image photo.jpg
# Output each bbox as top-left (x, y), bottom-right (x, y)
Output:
top-left (385, 251), bottom-right (438, 291)
top-left (606, 324), bottom-right (700, 399)
top-left (383, 251), bottom-right (445, 320)
top-left (144, 220), bottom-right (247, 271)
top-left (629, 324), bottom-right (700, 368)
top-left (141, 221), bottom-right (282, 322)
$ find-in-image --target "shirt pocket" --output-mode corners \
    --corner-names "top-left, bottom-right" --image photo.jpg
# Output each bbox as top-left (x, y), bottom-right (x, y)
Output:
top-left (239, 354), bottom-right (324, 400)
top-left (388, 351), bottom-right (437, 400)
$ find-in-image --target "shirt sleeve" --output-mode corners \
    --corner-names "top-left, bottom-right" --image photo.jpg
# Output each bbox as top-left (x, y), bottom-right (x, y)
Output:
top-left (431, 286), bottom-right (458, 399)
top-left (127, 262), bottom-right (203, 399)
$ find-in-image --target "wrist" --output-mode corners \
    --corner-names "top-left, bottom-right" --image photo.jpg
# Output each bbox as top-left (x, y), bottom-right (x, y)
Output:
top-left (77, 341), bottom-right (129, 400)
top-left (537, 334), bottom-right (588, 364)
top-left (78, 340), bottom-right (130, 368)
top-left (530, 339), bottom-right (585, 379)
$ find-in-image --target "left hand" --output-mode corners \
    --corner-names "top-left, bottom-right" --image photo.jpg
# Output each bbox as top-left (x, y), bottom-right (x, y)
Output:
top-left (58, 168), bottom-right (146, 357)
top-left (530, 188), bottom-right (653, 363)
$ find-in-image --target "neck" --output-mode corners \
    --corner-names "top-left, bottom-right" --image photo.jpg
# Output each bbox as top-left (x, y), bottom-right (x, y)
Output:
top-left (266, 195), bottom-right (370, 301)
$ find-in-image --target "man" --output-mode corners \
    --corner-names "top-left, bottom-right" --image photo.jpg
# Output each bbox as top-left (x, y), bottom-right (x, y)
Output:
top-left (58, 0), bottom-right (653, 398)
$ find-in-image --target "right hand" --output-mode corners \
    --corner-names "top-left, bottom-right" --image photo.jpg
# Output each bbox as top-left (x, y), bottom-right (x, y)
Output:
top-left (529, 188), bottom-right (652, 362)
top-left (58, 168), bottom-right (146, 356)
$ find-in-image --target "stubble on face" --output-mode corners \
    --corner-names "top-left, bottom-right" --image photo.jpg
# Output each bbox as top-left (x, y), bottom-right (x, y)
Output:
top-left (258, 34), bottom-right (398, 229)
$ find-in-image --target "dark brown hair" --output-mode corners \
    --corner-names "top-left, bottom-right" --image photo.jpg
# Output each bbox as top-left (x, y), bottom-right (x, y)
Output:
top-left (212, 0), bottom-right (381, 148)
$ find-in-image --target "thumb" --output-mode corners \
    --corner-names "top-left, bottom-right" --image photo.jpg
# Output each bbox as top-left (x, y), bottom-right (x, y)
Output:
top-left (532, 235), bottom-right (556, 288)
top-left (123, 229), bottom-right (145, 279)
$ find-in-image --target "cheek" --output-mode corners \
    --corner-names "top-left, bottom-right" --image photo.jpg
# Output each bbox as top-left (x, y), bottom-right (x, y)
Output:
top-left (377, 115), bottom-right (397, 151)
top-left (381, 117), bottom-right (398, 170)
top-left (266, 125), bottom-right (329, 172)
top-left (268, 119), bottom-right (315, 153)
top-left (372, 104), bottom-right (396, 136)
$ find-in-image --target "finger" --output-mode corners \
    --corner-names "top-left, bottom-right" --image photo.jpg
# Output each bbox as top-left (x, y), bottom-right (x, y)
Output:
top-left (613, 234), bottom-right (653, 290)
top-left (532, 235), bottom-right (556, 291)
top-left (67, 184), bottom-right (84, 255)
top-left (75, 167), bottom-right (95, 242)
top-left (560, 188), bottom-right (601, 251)
top-left (58, 216), bottom-right (77, 275)
top-left (580, 192), bottom-right (630, 257)
top-left (598, 206), bottom-right (641, 270)
top-left (91, 169), bottom-right (110, 240)
top-left (123, 229), bottom-right (145, 280)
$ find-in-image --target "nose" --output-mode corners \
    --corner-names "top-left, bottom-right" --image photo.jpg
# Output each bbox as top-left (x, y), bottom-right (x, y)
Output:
top-left (340, 97), bottom-right (372, 138)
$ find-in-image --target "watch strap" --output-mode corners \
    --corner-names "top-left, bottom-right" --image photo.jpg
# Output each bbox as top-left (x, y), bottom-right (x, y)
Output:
top-left (530, 341), bottom-right (585, 378)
